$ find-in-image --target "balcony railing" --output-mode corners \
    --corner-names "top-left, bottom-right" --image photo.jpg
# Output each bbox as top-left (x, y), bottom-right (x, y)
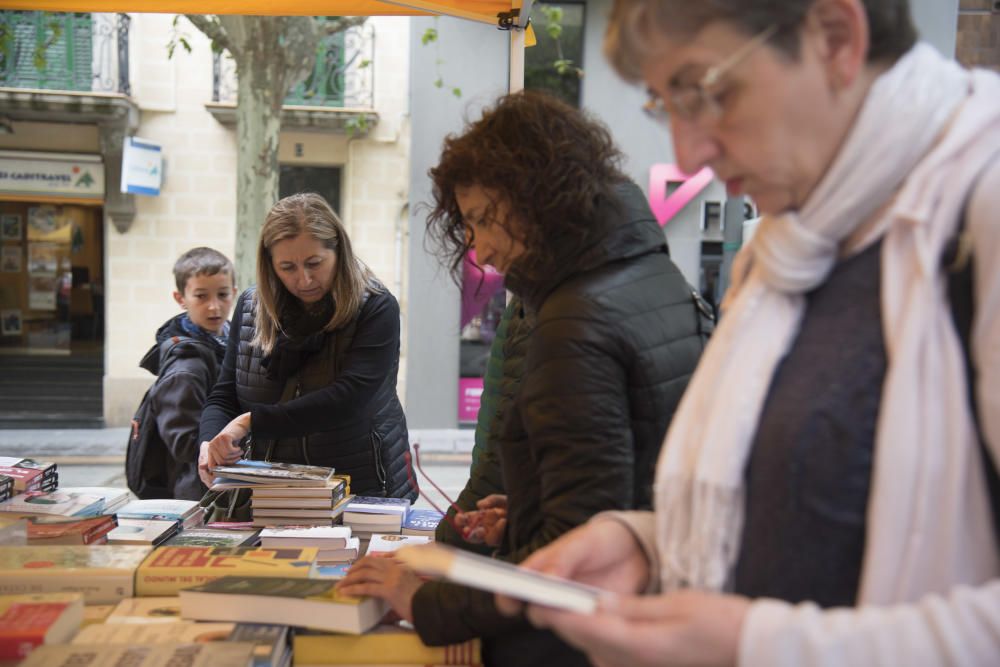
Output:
top-left (0, 11), bottom-right (131, 95)
top-left (212, 20), bottom-right (375, 110)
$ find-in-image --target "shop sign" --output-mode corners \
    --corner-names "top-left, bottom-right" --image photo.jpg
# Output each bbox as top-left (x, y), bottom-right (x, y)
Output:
top-left (121, 137), bottom-right (163, 196)
top-left (0, 151), bottom-right (104, 200)
top-left (458, 377), bottom-right (484, 424)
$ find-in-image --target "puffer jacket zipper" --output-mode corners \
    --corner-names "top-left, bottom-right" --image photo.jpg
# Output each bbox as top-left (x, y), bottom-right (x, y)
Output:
top-left (371, 430), bottom-right (387, 495)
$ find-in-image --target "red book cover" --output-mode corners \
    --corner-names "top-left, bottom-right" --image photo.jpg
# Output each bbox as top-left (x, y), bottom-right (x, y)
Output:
top-left (0, 600), bottom-right (71, 659)
top-left (0, 466), bottom-right (44, 492)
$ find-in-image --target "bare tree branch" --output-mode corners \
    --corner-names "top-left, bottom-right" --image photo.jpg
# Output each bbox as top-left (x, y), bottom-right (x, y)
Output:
top-left (320, 16), bottom-right (367, 36)
top-left (185, 14), bottom-right (236, 58)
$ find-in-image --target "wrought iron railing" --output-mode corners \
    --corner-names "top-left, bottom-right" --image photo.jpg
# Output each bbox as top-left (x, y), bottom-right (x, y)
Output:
top-left (212, 20), bottom-right (375, 109)
top-left (0, 11), bottom-right (131, 94)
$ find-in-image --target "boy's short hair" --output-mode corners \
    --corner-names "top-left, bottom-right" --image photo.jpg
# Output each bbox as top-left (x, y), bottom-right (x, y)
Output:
top-left (173, 247), bottom-right (235, 292)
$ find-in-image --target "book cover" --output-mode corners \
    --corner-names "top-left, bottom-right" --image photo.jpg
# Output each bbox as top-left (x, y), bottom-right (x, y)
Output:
top-left (0, 466), bottom-right (44, 492)
top-left (365, 533), bottom-right (431, 556)
top-left (57, 487), bottom-right (131, 513)
top-left (164, 528), bottom-right (261, 548)
top-left (81, 604), bottom-right (115, 626)
top-left (72, 619), bottom-right (236, 644)
top-left (0, 545), bottom-right (152, 604)
top-left (316, 537), bottom-right (360, 564)
top-left (135, 546), bottom-right (318, 596)
top-left (229, 623), bottom-right (289, 667)
top-left (402, 509), bottom-right (444, 536)
top-left (179, 576), bottom-right (387, 635)
top-left (0, 592), bottom-right (83, 660)
top-left (106, 596), bottom-right (183, 623)
top-left (117, 498), bottom-right (201, 522)
top-left (394, 543), bottom-right (601, 614)
top-left (259, 526), bottom-right (351, 548)
top-left (0, 489), bottom-right (105, 518)
top-left (18, 642), bottom-right (257, 667)
top-left (26, 514), bottom-right (118, 545)
top-left (107, 518), bottom-right (179, 546)
top-left (212, 460), bottom-right (335, 487)
top-left (343, 496), bottom-right (411, 516)
top-left (313, 563), bottom-right (351, 579)
top-left (293, 624), bottom-right (481, 665)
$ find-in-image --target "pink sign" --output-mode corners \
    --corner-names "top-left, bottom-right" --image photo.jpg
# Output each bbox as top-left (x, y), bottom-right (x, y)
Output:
top-left (458, 377), bottom-right (484, 423)
top-left (648, 164), bottom-right (714, 227)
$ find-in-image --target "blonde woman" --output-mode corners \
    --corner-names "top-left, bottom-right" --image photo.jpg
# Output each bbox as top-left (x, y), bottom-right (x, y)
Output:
top-left (198, 193), bottom-right (414, 502)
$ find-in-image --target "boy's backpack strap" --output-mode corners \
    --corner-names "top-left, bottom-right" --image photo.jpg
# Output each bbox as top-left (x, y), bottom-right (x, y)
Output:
top-left (943, 178), bottom-right (1000, 543)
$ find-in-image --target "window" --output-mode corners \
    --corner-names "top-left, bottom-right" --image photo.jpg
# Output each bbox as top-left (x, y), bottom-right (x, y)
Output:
top-left (525, 3), bottom-right (585, 107)
top-left (279, 166), bottom-right (342, 213)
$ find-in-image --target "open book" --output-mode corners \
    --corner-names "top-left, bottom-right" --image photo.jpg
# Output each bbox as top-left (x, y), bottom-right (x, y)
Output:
top-left (393, 542), bottom-right (601, 614)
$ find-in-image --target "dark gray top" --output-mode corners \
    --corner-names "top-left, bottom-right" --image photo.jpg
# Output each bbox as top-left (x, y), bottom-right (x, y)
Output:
top-left (733, 239), bottom-right (885, 607)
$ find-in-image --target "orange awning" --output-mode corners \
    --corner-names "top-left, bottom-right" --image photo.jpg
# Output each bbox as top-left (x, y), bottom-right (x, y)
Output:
top-left (0, 0), bottom-right (525, 25)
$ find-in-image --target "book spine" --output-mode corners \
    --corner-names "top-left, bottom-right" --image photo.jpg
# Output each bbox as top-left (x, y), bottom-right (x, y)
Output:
top-left (0, 571), bottom-right (133, 605)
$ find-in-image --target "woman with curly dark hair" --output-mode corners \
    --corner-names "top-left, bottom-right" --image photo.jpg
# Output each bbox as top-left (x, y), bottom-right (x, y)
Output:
top-left (338, 90), bottom-right (712, 666)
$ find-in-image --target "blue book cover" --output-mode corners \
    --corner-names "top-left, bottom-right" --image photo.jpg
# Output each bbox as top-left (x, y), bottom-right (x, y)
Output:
top-left (402, 508), bottom-right (443, 532)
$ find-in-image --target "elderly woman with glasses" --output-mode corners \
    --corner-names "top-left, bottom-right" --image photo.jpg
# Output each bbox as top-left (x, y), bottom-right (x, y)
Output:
top-left (502, 1), bottom-right (1000, 665)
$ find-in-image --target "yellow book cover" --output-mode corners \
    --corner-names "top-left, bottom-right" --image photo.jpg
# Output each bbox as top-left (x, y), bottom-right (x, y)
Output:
top-left (135, 545), bottom-right (318, 596)
top-left (294, 624), bottom-right (481, 665)
top-left (0, 546), bottom-right (153, 604)
top-left (81, 604), bottom-right (115, 626)
top-left (292, 625), bottom-right (481, 665)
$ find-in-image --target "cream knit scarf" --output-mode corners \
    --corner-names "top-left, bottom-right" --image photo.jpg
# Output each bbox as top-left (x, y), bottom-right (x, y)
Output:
top-left (654, 44), bottom-right (1000, 603)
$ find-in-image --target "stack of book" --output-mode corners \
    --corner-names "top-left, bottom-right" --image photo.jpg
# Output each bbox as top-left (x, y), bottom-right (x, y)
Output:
top-left (0, 545), bottom-right (154, 604)
top-left (0, 474), bottom-right (13, 502)
top-left (0, 457), bottom-right (58, 494)
top-left (107, 518), bottom-right (179, 546)
top-left (341, 496), bottom-right (411, 539)
top-left (251, 481), bottom-right (351, 528)
top-left (163, 527), bottom-right (260, 548)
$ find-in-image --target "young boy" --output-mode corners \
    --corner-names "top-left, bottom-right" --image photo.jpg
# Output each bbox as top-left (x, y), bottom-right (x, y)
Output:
top-left (137, 247), bottom-right (235, 500)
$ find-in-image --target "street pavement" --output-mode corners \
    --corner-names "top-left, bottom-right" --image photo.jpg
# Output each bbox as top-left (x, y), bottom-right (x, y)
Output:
top-left (0, 428), bottom-right (473, 513)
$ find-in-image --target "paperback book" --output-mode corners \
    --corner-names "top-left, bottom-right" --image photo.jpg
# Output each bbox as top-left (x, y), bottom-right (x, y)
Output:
top-left (18, 642), bottom-right (257, 667)
top-left (365, 533), bottom-right (431, 556)
top-left (393, 543), bottom-right (601, 614)
top-left (72, 619), bottom-right (237, 644)
top-left (402, 508), bottom-right (444, 537)
top-left (164, 527), bottom-right (260, 548)
top-left (26, 514), bottom-right (118, 545)
top-left (0, 545), bottom-right (153, 604)
top-left (211, 460), bottom-right (335, 487)
top-left (179, 576), bottom-right (387, 635)
top-left (106, 596), bottom-right (183, 623)
top-left (0, 592), bottom-right (83, 660)
top-left (293, 624), bottom-right (480, 666)
top-left (107, 518), bottom-right (179, 546)
top-left (135, 546), bottom-right (318, 596)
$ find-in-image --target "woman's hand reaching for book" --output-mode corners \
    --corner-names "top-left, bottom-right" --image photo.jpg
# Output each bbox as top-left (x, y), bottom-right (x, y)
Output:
top-left (495, 518), bottom-right (650, 617)
top-left (455, 494), bottom-right (507, 546)
top-left (197, 412), bottom-right (250, 486)
top-left (336, 555), bottom-right (423, 623)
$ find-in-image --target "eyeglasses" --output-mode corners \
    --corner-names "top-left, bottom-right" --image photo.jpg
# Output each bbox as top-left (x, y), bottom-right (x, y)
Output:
top-left (643, 24), bottom-right (778, 125)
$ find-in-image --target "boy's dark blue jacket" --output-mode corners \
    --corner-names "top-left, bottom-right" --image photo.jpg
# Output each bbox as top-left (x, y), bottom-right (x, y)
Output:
top-left (139, 314), bottom-right (226, 500)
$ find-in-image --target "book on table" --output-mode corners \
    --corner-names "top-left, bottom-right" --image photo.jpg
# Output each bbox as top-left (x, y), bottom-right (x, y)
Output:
top-left (250, 476), bottom-right (349, 498)
top-left (81, 603), bottom-right (115, 626)
top-left (259, 525), bottom-right (351, 549)
top-left (293, 623), bottom-right (481, 666)
top-left (106, 596), bottom-right (183, 623)
top-left (25, 514), bottom-right (118, 545)
top-left (57, 486), bottom-right (131, 514)
top-left (0, 489), bottom-right (107, 518)
top-left (211, 460), bottom-right (335, 487)
top-left (135, 545), bottom-right (318, 596)
top-left (163, 527), bottom-right (261, 548)
top-left (117, 498), bottom-right (203, 525)
top-left (342, 496), bottom-right (410, 534)
top-left (0, 592), bottom-right (83, 661)
top-left (401, 508), bottom-right (444, 537)
top-left (364, 533), bottom-right (431, 556)
top-left (72, 619), bottom-right (236, 644)
top-left (0, 545), bottom-right (153, 604)
top-left (18, 642), bottom-right (258, 667)
top-left (179, 575), bottom-right (387, 635)
top-left (107, 518), bottom-right (179, 546)
top-left (393, 542), bottom-right (601, 614)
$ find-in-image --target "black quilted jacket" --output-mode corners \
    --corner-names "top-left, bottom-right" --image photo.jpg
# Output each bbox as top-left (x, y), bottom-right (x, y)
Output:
top-left (411, 180), bottom-right (712, 666)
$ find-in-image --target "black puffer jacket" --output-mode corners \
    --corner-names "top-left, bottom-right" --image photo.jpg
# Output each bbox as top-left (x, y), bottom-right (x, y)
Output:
top-left (200, 286), bottom-right (413, 500)
top-left (141, 314), bottom-right (225, 500)
top-left (412, 181), bottom-right (712, 666)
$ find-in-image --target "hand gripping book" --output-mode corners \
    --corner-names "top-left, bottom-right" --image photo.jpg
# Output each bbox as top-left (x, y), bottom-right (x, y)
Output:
top-left (135, 545), bottom-right (318, 596)
top-left (393, 542), bottom-right (601, 614)
top-left (0, 592), bottom-right (83, 660)
top-left (0, 545), bottom-right (153, 604)
top-left (178, 576), bottom-right (387, 635)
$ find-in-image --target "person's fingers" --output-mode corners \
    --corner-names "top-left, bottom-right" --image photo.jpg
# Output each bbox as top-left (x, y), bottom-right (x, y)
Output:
top-left (335, 582), bottom-right (385, 599)
top-left (598, 592), bottom-right (676, 621)
top-left (477, 494), bottom-right (507, 509)
top-left (495, 593), bottom-right (524, 617)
